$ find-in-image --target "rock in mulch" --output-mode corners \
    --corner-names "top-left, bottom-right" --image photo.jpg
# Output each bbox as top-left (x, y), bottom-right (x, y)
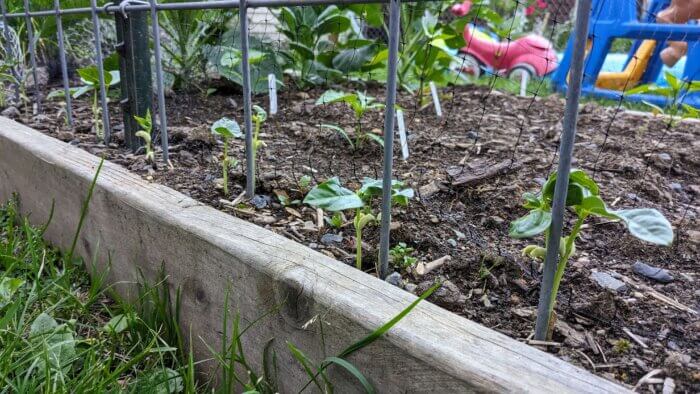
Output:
top-left (385, 272), bottom-right (402, 288)
top-left (320, 233), bottom-right (343, 245)
top-left (590, 271), bottom-right (628, 293)
top-left (250, 194), bottom-right (271, 209)
top-left (632, 261), bottom-right (674, 283)
top-left (1, 106), bottom-right (20, 119)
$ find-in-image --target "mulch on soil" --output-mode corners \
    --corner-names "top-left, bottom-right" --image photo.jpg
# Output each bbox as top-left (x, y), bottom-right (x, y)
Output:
top-left (11, 84), bottom-right (700, 391)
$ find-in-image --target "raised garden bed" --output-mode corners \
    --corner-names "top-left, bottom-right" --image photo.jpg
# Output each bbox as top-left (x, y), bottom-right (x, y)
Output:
top-left (5, 83), bottom-right (700, 391)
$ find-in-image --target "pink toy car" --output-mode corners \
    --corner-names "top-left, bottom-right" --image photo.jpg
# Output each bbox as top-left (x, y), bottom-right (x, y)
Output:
top-left (450, 0), bottom-right (558, 80)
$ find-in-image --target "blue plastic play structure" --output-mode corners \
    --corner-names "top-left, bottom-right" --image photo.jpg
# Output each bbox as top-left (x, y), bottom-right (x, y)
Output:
top-left (552, 0), bottom-right (700, 108)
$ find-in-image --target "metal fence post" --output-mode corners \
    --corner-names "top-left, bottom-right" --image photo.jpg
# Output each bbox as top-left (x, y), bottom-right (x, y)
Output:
top-left (378, 0), bottom-right (401, 280)
top-left (148, 0), bottom-right (169, 164)
top-left (240, 0), bottom-right (255, 197)
top-left (22, 0), bottom-right (40, 110)
top-left (54, 0), bottom-right (73, 126)
top-left (89, 0), bottom-right (111, 143)
top-left (534, 0), bottom-right (592, 341)
top-left (115, 0), bottom-right (152, 151)
top-left (0, 0), bottom-right (19, 103)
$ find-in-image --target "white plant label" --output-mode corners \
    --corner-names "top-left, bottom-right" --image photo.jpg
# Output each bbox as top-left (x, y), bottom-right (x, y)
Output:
top-left (520, 72), bottom-right (530, 97)
top-left (430, 81), bottom-right (442, 117)
top-left (268, 73), bottom-right (277, 116)
top-left (396, 109), bottom-right (409, 160)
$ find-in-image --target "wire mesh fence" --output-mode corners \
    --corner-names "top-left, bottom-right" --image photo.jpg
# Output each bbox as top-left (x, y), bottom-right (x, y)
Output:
top-left (1, 0), bottom-right (698, 387)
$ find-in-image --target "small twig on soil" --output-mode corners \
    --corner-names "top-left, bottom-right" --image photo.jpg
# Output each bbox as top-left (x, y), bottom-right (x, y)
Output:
top-left (526, 339), bottom-right (561, 347)
top-left (451, 159), bottom-right (521, 187)
top-left (622, 327), bottom-right (648, 349)
top-left (620, 275), bottom-right (698, 315)
top-left (316, 208), bottom-right (324, 230)
top-left (634, 369), bottom-right (664, 391)
top-left (414, 255), bottom-right (452, 276)
top-left (575, 350), bottom-right (596, 370)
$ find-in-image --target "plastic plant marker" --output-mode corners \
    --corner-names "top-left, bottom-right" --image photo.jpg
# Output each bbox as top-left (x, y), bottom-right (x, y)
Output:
top-left (429, 81), bottom-right (442, 117)
top-left (396, 109), bottom-right (409, 160)
top-left (268, 73), bottom-right (277, 116)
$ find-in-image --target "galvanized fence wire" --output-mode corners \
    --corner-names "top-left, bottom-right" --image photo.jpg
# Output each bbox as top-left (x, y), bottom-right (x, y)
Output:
top-left (7, 0), bottom-right (693, 346)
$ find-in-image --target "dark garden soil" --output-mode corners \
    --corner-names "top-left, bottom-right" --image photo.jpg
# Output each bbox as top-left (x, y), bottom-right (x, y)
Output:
top-left (12, 84), bottom-right (700, 391)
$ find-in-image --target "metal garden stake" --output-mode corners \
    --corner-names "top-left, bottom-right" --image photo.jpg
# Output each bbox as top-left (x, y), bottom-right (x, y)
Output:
top-left (534, 0), bottom-right (592, 341)
top-left (240, 0), bottom-right (255, 197)
top-left (378, 0), bottom-right (401, 280)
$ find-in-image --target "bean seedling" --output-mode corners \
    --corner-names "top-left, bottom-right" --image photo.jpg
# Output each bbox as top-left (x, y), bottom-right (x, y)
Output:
top-left (510, 169), bottom-right (673, 334)
top-left (252, 105), bottom-right (268, 160)
top-left (134, 110), bottom-right (154, 163)
top-left (304, 177), bottom-right (413, 270)
top-left (316, 90), bottom-right (385, 149)
top-left (211, 117), bottom-right (242, 196)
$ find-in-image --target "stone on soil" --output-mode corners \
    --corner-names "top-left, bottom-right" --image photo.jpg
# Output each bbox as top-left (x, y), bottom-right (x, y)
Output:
top-left (632, 261), bottom-right (674, 283)
top-left (590, 271), bottom-right (628, 293)
top-left (385, 272), bottom-right (402, 288)
top-left (320, 233), bottom-right (343, 245)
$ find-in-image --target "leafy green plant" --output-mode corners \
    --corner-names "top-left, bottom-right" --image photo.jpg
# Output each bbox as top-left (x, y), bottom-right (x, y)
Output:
top-left (304, 177), bottom-right (413, 270)
top-left (47, 58), bottom-right (120, 138)
top-left (211, 117), bottom-right (242, 196)
top-left (134, 109), bottom-right (154, 163)
top-left (510, 169), bottom-right (673, 333)
top-left (0, 59), bottom-right (20, 108)
top-left (625, 71), bottom-right (700, 123)
top-left (389, 242), bottom-right (417, 269)
top-left (317, 90), bottom-right (385, 149)
top-left (275, 6), bottom-right (354, 87)
top-left (326, 211), bottom-right (344, 228)
top-left (298, 174), bottom-right (312, 194)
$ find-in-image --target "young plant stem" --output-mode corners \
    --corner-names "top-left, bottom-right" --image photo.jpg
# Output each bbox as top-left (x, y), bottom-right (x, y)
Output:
top-left (355, 208), bottom-right (362, 270)
top-left (253, 116), bottom-right (261, 161)
top-left (547, 215), bottom-right (586, 317)
top-left (222, 138), bottom-right (229, 196)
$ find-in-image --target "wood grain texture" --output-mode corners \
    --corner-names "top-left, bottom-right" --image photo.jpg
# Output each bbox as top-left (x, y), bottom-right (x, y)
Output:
top-left (0, 117), bottom-right (628, 393)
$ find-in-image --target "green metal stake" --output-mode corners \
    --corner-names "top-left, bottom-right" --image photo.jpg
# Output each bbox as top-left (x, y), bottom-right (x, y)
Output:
top-left (115, 0), bottom-right (152, 151)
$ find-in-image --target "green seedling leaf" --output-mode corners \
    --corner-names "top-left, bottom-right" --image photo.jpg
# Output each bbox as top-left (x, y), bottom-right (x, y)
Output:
top-left (135, 131), bottom-right (151, 145)
top-left (314, 14), bottom-right (351, 35)
top-left (365, 132), bottom-right (385, 147)
top-left (509, 209), bottom-right (552, 238)
top-left (253, 105), bottom-right (267, 122)
top-left (0, 277), bottom-right (24, 309)
top-left (211, 117), bottom-right (242, 139)
top-left (569, 169), bottom-right (599, 195)
top-left (614, 208), bottom-right (674, 246)
top-left (316, 90), bottom-right (356, 105)
top-left (134, 109), bottom-right (152, 132)
top-left (320, 124), bottom-right (354, 148)
top-left (578, 195), bottom-right (618, 219)
top-left (304, 177), bottom-right (364, 211)
top-left (522, 192), bottom-right (543, 209)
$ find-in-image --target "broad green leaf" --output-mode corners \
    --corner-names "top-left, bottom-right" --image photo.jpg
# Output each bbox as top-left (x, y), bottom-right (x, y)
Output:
top-left (316, 90), bottom-right (356, 105)
top-left (392, 187), bottom-right (414, 206)
top-left (134, 109), bottom-right (152, 132)
top-left (78, 65), bottom-right (99, 85)
top-left (103, 313), bottom-right (135, 334)
top-left (303, 177), bottom-right (364, 211)
top-left (522, 192), bottom-right (543, 209)
top-left (0, 277), bottom-right (24, 309)
top-left (614, 208), bottom-right (673, 246)
top-left (509, 209), bottom-right (552, 238)
top-left (569, 169), bottom-right (599, 195)
top-left (30, 313), bottom-right (77, 375)
top-left (578, 195), bottom-right (618, 219)
top-left (665, 71), bottom-right (681, 92)
top-left (211, 117), bottom-right (242, 139)
top-left (314, 15), bottom-right (351, 35)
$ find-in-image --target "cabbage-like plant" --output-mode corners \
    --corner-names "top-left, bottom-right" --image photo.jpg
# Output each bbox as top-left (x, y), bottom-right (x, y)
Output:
top-left (510, 169), bottom-right (673, 331)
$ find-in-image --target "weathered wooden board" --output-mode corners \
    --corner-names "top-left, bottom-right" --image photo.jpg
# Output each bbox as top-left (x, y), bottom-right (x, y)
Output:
top-left (0, 117), bottom-right (627, 393)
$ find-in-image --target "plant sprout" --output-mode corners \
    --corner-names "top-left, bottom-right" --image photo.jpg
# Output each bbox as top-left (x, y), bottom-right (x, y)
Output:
top-left (252, 105), bottom-right (268, 160)
top-left (316, 90), bottom-right (385, 149)
top-left (510, 169), bottom-right (673, 334)
top-left (625, 71), bottom-right (700, 124)
top-left (134, 110), bottom-right (154, 163)
top-left (211, 117), bottom-right (242, 196)
top-left (48, 62), bottom-right (120, 139)
top-left (304, 177), bottom-right (413, 270)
